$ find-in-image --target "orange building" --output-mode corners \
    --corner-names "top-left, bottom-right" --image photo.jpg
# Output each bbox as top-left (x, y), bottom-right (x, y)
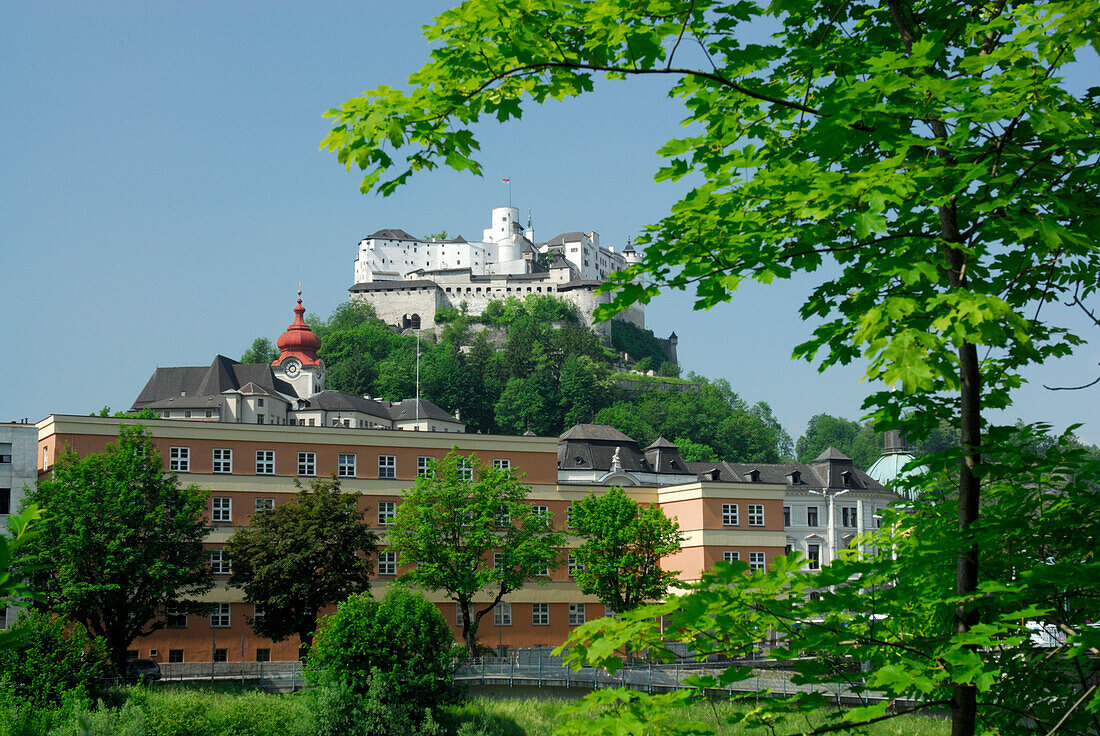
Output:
top-left (36, 414), bottom-right (786, 663)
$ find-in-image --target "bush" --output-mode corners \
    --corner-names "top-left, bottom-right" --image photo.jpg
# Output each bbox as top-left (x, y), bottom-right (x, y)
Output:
top-left (0, 610), bottom-right (110, 709)
top-left (306, 588), bottom-right (458, 711)
top-left (312, 674), bottom-right (444, 736)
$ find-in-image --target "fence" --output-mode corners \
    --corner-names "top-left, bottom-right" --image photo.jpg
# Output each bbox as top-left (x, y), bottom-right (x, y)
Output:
top-left (158, 661), bottom-right (309, 691)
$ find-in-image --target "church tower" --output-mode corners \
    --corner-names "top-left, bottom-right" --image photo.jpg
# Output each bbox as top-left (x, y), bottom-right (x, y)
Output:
top-left (272, 290), bottom-right (325, 398)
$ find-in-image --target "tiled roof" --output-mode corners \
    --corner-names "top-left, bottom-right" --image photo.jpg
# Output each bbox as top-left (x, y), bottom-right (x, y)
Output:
top-left (131, 356), bottom-right (293, 411)
top-left (365, 228), bottom-right (418, 241)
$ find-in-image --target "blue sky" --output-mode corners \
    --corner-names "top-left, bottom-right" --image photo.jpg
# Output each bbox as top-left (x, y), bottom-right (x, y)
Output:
top-left (3, 2), bottom-right (1098, 445)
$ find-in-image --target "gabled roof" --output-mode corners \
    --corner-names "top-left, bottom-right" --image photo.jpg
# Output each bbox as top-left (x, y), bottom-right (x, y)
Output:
top-left (380, 398), bottom-right (461, 424)
top-left (308, 391), bottom-right (392, 419)
top-left (131, 356), bottom-right (294, 411)
top-left (684, 460), bottom-right (887, 492)
top-left (540, 231), bottom-right (589, 246)
top-left (645, 436), bottom-right (678, 451)
top-left (365, 228), bottom-right (418, 241)
top-left (559, 424), bottom-right (636, 442)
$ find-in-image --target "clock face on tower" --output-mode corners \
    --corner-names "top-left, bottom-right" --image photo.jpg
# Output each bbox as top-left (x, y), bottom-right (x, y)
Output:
top-left (284, 359), bottom-right (301, 377)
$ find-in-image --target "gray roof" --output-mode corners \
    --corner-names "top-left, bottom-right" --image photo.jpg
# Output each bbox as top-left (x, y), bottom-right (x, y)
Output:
top-left (307, 391), bottom-right (392, 419)
top-left (813, 446), bottom-right (852, 462)
top-left (365, 228), bottom-right (418, 241)
top-left (560, 424), bottom-right (636, 442)
top-left (349, 279), bottom-right (441, 293)
top-left (685, 460), bottom-right (886, 492)
top-left (131, 356), bottom-right (294, 411)
top-left (540, 232), bottom-right (589, 246)
top-left (380, 398), bottom-right (461, 424)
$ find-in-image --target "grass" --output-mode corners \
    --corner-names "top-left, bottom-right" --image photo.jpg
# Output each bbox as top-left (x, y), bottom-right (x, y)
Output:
top-left (2, 686), bottom-right (948, 736)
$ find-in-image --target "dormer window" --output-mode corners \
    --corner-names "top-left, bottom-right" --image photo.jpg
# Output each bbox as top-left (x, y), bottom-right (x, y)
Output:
top-left (842, 470), bottom-right (854, 487)
top-left (787, 470), bottom-right (802, 485)
top-left (744, 468), bottom-right (760, 482)
top-left (575, 456), bottom-right (584, 465)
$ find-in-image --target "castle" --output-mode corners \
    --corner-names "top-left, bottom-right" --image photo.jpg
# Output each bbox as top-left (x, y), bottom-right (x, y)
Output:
top-left (348, 206), bottom-right (647, 339)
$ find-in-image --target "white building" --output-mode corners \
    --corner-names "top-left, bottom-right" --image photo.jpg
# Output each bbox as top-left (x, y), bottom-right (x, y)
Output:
top-left (1, 422), bottom-right (37, 629)
top-left (130, 295), bottom-right (465, 433)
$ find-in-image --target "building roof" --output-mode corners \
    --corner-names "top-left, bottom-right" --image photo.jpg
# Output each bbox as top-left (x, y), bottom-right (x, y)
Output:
top-left (307, 391), bottom-right (392, 419)
top-left (540, 231), bottom-right (589, 246)
top-left (365, 228), bottom-right (419, 241)
top-left (559, 424), bottom-right (636, 442)
top-left (684, 460), bottom-right (887, 492)
top-left (131, 356), bottom-right (294, 411)
top-left (349, 279), bottom-right (441, 293)
top-left (273, 295), bottom-right (321, 367)
top-left (813, 446), bottom-right (853, 462)
top-left (379, 398), bottom-right (461, 424)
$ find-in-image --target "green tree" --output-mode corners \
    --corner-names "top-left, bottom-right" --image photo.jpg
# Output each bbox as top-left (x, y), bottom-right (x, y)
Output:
top-left (225, 477), bottom-right (377, 650)
top-left (570, 487), bottom-right (685, 614)
top-left (796, 413), bottom-right (882, 468)
top-left (0, 505), bottom-right (42, 652)
top-left (559, 355), bottom-right (612, 427)
top-left (241, 336), bottom-right (278, 365)
top-left (20, 425), bottom-right (212, 673)
top-left (322, 1), bottom-right (1099, 733)
top-left (0, 610), bottom-right (110, 709)
top-left (305, 588), bottom-right (458, 711)
top-left (386, 451), bottom-right (564, 654)
top-left (495, 374), bottom-right (561, 436)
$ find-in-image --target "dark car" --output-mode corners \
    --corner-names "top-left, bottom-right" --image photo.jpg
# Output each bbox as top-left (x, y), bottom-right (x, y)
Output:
top-left (126, 658), bottom-right (162, 683)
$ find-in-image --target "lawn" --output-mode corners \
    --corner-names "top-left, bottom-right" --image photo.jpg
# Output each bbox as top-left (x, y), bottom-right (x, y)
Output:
top-left (1, 686), bottom-right (948, 736)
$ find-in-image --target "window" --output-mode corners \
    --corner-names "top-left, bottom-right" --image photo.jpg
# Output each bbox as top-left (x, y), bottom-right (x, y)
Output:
top-left (184, 410), bottom-right (191, 418)
top-left (298, 452), bottom-right (315, 476)
top-left (42, 447), bottom-right (48, 468)
top-left (842, 507), bottom-right (858, 528)
top-left (252, 603), bottom-right (265, 622)
top-left (205, 410), bottom-right (213, 418)
top-left (723, 551), bottom-right (740, 563)
top-left (256, 414), bottom-right (264, 425)
top-left (748, 504), bottom-right (764, 526)
top-left (807, 544), bottom-right (821, 570)
top-left (212, 448), bottom-right (232, 473)
top-left (807, 507), bottom-right (819, 526)
top-left (783, 506), bottom-right (791, 526)
top-left (169, 447), bottom-right (190, 472)
top-left (166, 607), bottom-right (187, 628)
top-left (532, 603), bottom-right (549, 626)
top-left (338, 453), bottom-right (357, 477)
top-left (210, 603), bottom-right (230, 628)
top-left (212, 497), bottom-right (231, 523)
top-left (256, 648), bottom-right (270, 662)
top-left (210, 549), bottom-right (231, 575)
top-left (532, 505), bottom-right (549, 527)
top-left (494, 602), bottom-right (512, 626)
top-left (168, 649), bottom-right (184, 663)
top-left (566, 505), bottom-right (575, 528)
top-left (494, 552), bottom-right (504, 569)
top-left (213, 648), bottom-right (228, 662)
top-left (749, 552), bottom-right (766, 571)
top-left (458, 457), bottom-right (473, 481)
top-left (255, 450), bottom-right (274, 475)
top-left (785, 544), bottom-right (793, 555)
top-left (377, 455), bottom-right (396, 478)
top-left (493, 459), bottom-right (510, 471)
top-left (377, 501), bottom-right (395, 526)
top-left (495, 505), bottom-right (510, 527)
top-left (378, 551), bottom-right (397, 576)
top-left (721, 503), bottom-right (739, 526)
top-left (0, 489), bottom-right (9, 515)
top-left (417, 456), bottom-right (433, 477)
top-left (568, 603), bottom-right (586, 626)
top-left (255, 497), bottom-right (274, 512)
top-left (258, 398), bottom-right (265, 407)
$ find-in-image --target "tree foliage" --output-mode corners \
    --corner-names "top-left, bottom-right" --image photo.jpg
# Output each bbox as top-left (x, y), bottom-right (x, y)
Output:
top-left (305, 588), bottom-right (458, 709)
top-left (386, 451), bottom-right (564, 654)
top-left (322, 0), bottom-right (1100, 733)
top-left (0, 505), bottom-right (42, 652)
top-left (241, 337), bottom-right (279, 365)
top-left (0, 610), bottom-right (111, 709)
top-left (225, 477), bottom-right (377, 648)
top-left (20, 424), bottom-right (212, 672)
top-left (570, 487), bottom-right (685, 614)
top-left (795, 413), bottom-right (882, 468)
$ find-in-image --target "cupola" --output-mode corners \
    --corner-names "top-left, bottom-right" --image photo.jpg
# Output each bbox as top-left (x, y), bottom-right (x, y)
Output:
top-left (273, 290), bottom-right (322, 367)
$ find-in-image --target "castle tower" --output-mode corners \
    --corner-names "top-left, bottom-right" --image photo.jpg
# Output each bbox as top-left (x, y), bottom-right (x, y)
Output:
top-left (484, 206), bottom-right (522, 244)
top-left (272, 289), bottom-right (325, 398)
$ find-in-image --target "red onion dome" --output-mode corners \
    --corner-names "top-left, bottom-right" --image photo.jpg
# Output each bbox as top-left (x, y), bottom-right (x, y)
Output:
top-left (273, 295), bottom-right (321, 365)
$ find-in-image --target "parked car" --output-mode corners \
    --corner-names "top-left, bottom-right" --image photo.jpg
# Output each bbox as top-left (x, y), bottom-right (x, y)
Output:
top-left (126, 658), bottom-right (162, 683)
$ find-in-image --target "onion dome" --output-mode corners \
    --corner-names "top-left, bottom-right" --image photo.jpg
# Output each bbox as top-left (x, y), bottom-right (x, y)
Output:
top-left (273, 290), bottom-right (321, 366)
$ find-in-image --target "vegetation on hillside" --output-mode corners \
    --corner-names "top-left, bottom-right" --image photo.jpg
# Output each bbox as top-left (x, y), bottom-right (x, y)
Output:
top-left (245, 298), bottom-right (792, 461)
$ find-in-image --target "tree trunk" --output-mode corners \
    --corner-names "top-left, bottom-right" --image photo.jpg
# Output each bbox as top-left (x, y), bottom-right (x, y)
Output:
top-left (952, 339), bottom-right (982, 736)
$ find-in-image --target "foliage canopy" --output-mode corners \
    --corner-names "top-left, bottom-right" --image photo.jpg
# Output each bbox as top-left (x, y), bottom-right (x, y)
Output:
top-left (386, 450), bottom-right (564, 654)
top-left (323, 0), bottom-right (1100, 733)
top-left (225, 476), bottom-right (378, 648)
top-left (21, 424), bottom-right (212, 673)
